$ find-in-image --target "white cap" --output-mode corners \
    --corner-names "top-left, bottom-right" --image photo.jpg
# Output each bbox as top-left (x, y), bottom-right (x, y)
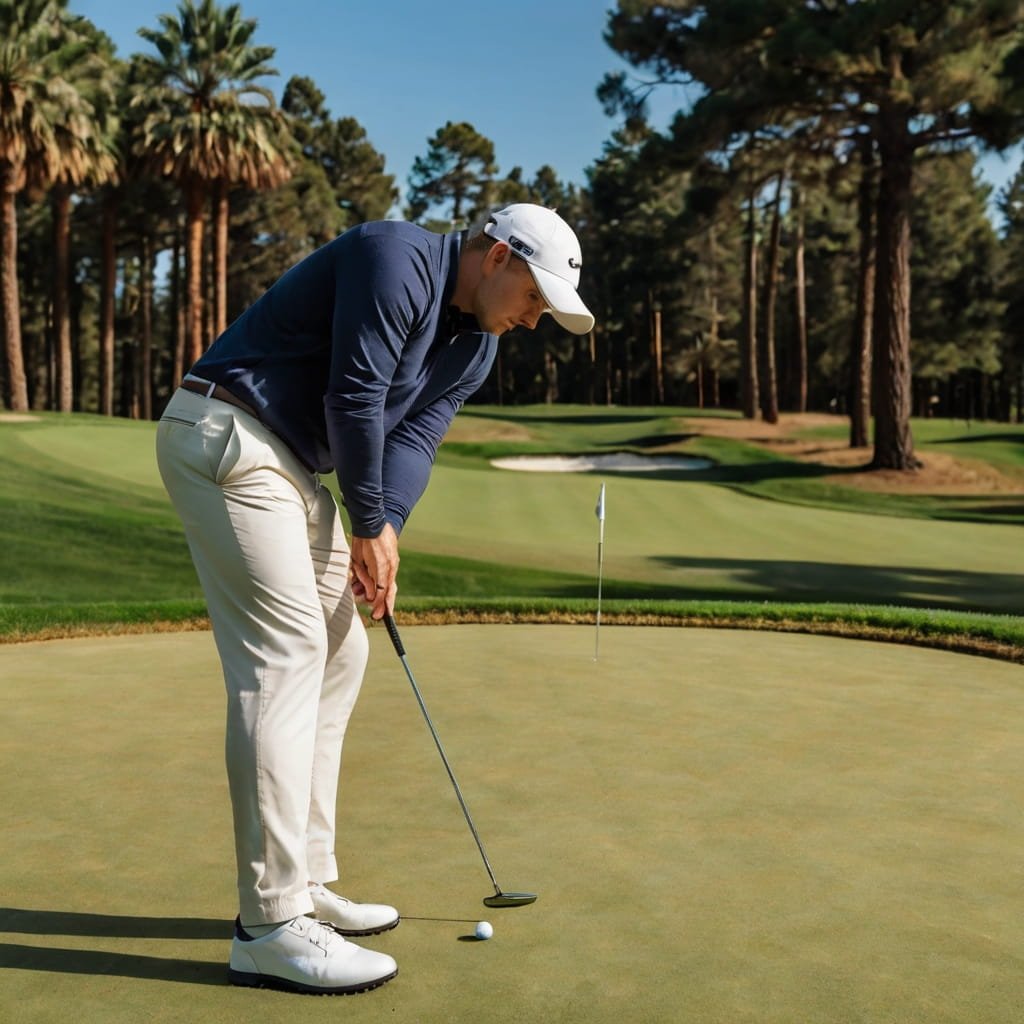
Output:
top-left (483, 204), bottom-right (595, 335)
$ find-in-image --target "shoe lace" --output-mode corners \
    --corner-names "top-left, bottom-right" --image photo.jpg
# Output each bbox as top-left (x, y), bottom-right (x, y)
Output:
top-left (306, 918), bottom-right (343, 952)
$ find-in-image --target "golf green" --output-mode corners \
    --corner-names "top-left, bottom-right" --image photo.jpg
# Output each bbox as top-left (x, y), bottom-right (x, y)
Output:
top-left (1, 625), bottom-right (1023, 1023)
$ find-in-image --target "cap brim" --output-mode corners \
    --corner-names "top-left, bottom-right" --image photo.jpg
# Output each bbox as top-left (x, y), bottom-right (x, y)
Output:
top-left (527, 264), bottom-right (595, 335)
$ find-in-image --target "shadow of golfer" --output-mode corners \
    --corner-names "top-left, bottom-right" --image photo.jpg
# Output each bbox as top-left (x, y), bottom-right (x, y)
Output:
top-left (0, 907), bottom-right (230, 940)
top-left (0, 942), bottom-right (225, 985)
top-left (0, 908), bottom-right (230, 986)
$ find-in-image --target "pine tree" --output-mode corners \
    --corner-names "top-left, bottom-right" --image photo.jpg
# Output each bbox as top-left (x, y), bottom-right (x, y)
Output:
top-left (406, 121), bottom-right (496, 227)
top-left (603, 0), bottom-right (1024, 466)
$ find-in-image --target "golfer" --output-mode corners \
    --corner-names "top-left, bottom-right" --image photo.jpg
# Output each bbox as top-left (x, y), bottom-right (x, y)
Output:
top-left (155, 204), bottom-right (594, 994)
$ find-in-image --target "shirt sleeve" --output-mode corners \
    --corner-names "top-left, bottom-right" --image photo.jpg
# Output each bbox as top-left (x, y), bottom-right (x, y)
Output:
top-left (380, 393), bottom-right (463, 535)
top-left (381, 343), bottom-right (496, 533)
top-left (322, 234), bottom-right (432, 537)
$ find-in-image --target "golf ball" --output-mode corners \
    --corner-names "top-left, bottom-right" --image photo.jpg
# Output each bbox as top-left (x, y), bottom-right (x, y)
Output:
top-left (475, 920), bottom-right (493, 940)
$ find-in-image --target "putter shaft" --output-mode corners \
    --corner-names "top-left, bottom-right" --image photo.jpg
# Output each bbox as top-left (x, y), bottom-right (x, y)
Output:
top-left (382, 614), bottom-right (502, 895)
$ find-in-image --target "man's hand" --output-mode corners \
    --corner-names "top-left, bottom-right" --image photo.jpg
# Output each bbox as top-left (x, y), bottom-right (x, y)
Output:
top-left (350, 524), bottom-right (399, 620)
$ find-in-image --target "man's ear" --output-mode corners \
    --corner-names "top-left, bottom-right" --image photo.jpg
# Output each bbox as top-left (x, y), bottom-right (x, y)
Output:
top-left (481, 240), bottom-right (512, 275)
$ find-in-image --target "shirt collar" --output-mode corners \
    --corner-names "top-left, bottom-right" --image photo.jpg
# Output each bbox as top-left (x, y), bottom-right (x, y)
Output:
top-left (441, 229), bottom-right (484, 338)
top-left (445, 305), bottom-right (482, 336)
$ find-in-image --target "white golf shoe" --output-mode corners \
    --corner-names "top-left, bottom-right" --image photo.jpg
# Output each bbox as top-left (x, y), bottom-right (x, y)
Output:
top-left (228, 915), bottom-right (397, 994)
top-left (308, 882), bottom-right (400, 936)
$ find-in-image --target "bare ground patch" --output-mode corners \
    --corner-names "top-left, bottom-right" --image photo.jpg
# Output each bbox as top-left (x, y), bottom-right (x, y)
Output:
top-left (686, 412), bottom-right (1024, 496)
top-left (444, 415), bottom-right (534, 443)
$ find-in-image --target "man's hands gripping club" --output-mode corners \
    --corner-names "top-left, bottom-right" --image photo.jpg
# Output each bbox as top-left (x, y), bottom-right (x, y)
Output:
top-left (350, 523), bottom-right (399, 620)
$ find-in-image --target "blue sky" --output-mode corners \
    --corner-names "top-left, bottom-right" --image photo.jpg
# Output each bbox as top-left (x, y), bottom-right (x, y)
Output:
top-left (76, 0), bottom-right (682, 207)
top-left (76, 0), bottom-right (1022, 216)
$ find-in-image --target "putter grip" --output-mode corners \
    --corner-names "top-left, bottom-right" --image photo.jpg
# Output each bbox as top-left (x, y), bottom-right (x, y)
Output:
top-left (383, 613), bottom-right (405, 657)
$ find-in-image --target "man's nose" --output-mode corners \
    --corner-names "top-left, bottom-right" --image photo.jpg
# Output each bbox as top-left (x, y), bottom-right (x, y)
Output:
top-left (522, 301), bottom-right (545, 330)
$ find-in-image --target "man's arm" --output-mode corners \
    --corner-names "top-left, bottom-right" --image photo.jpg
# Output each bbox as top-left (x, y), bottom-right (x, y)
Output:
top-left (323, 232), bottom-right (431, 539)
top-left (353, 365), bottom-right (491, 620)
top-left (381, 390), bottom-right (468, 531)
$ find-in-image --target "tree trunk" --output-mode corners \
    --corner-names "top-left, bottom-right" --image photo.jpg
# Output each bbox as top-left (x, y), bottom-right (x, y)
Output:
top-left (624, 328), bottom-right (634, 406)
top-left (871, 105), bottom-right (919, 470)
top-left (71, 266), bottom-right (84, 411)
top-left (850, 136), bottom-right (876, 448)
top-left (707, 224), bottom-right (721, 409)
top-left (171, 216), bottom-right (186, 390)
top-left (759, 171), bottom-right (784, 425)
top-left (213, 180), bottom-right (229, 339)
top-left (603, 323), bottom-right (613, 406)
top-left (185, 181), bottom-right (205, 368)
top-left (650, 297), bottom-right (664, 404)
top-left (544, 349), bottom-right (558, 403)
top-left (1, 171), bottom-right (29, 411)
top-left (141, 232), bottom-right (154, 420)
top-left (587, 328), bottom-right (597, 405)
top-left (740, 188), bottom-right (759, 419)
top-left (791, 183), bottom-right (808, 414)
top-left (52, 185), bottom-right (73, 412)
top-left (99, 192), bottom-right (117, 417)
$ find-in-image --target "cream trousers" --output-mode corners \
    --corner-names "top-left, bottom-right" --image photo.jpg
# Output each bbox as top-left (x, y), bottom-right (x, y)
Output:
top-left (156, 387), bottom-right (369, 926)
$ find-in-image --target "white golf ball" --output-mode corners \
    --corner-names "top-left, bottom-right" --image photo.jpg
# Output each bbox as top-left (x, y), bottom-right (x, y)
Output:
top-left (475, 920), bottom-right (493, 940)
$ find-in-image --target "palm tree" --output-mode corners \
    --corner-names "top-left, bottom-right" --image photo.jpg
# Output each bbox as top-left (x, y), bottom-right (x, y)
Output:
top-left (0, 0), bottom-right (81, 410)
top-left (49, 17), bottom-right (120, 412)
top-left (0, 1), bottom-right (116, 413)
top-left (133, 0), bottom-right (292, 365)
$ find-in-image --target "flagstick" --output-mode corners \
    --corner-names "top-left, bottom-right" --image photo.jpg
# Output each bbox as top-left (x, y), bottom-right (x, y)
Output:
top-left (595, 482), bottom-right (606, 661)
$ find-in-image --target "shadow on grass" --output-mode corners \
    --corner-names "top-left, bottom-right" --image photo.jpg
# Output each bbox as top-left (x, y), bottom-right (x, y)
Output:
top-left (596, 433), bottom-right (695, 448)
top-left (0, 907), bottom-right (229, 939)
top-left (0, 908), bottom-right (229, 986)
top-left (650, 556), bottom-right (1024, 614)
top-left (463, 409), bottom-right (659, 426)
top-left (932, 433), bottom-right (1024, 446)
top-left (943, 501), bottom-right (1024, 517)
top-left (0, 942), bottom-right (225, 985)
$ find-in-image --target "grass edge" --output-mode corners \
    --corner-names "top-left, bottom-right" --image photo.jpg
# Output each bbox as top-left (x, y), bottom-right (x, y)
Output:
top-left (3, 598), bottom-right (1021, 665)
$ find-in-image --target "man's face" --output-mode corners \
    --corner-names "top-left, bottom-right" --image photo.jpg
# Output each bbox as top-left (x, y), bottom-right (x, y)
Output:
top-left (473, 247), bottom-right (548, 335)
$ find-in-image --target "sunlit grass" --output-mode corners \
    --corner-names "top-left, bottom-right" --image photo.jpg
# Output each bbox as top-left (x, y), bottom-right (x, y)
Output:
top-left (1, 406), bottom-right (1021, 655)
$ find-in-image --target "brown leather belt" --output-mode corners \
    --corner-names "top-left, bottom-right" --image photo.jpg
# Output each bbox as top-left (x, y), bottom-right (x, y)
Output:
top-left (180, 378), bottom-right (258, 418)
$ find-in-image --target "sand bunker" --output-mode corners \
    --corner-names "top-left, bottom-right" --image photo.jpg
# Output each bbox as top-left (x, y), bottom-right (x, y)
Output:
top-left (490, 452), bottom-right (713, 473)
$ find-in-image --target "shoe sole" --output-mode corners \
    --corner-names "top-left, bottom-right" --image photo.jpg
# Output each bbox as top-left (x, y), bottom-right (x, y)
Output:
top-left (332, 914), bottom-right (401, 938)
top-left (228, 966), bottom-right (398, 995)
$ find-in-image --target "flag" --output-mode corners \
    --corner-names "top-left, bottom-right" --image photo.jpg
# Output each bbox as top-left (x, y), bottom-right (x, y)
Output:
top-left (595, 482), bottom-right (606, 522)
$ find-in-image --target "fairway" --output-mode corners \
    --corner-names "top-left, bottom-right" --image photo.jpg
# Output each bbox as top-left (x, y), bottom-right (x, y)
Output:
top-left (2, 625), bottom-right (1023, 1023)
top-left (3, 411), bottom-right (1024, 618)
top-left (406, 461), bottom-right (1024, 611)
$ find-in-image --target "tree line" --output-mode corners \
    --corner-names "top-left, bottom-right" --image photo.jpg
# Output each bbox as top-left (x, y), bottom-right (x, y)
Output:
top-left (3, 0), bottom-right (1024, 472)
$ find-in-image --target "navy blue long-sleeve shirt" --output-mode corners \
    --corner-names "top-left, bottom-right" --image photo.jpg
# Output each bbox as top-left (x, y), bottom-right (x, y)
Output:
top-left (191, 221), bottom-right (498, 537)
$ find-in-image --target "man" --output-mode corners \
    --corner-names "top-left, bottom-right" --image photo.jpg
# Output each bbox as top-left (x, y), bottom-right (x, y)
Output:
top-left (155, 204), bottom-right (594, 995)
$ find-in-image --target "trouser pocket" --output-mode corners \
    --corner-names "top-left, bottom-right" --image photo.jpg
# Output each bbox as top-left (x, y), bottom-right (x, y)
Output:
top-left (157, 408), bottom-right (243, 486)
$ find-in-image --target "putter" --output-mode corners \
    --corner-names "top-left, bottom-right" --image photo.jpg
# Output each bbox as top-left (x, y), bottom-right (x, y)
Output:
top-left (382, 613), bottom-right (537, 909)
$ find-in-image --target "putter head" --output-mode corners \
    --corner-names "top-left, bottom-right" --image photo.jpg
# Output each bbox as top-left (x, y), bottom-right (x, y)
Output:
top-left (483, 891), bottom-right (538, 908)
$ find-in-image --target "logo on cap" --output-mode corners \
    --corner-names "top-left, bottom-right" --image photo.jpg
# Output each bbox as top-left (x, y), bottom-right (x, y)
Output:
top-left (568, 257), bottom-right (582, 269)
top-left (508, 235), bottom-right (535, 258)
